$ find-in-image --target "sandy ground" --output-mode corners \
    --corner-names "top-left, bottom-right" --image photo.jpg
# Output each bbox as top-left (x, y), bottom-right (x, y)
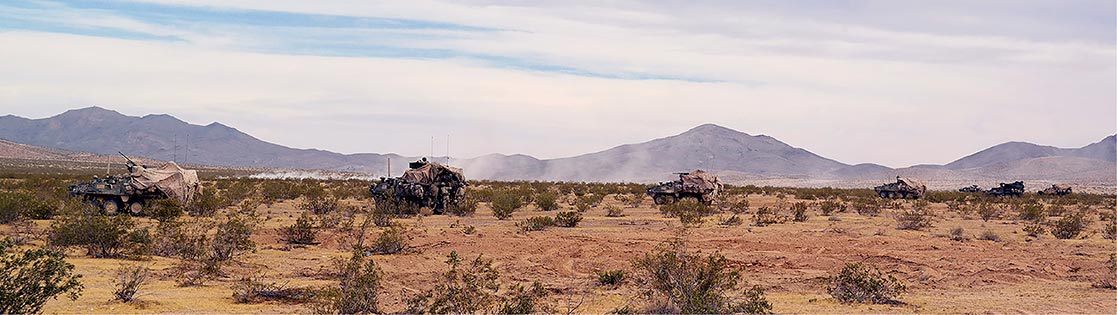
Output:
top-left (24, 195), bottom-right (1117, 314)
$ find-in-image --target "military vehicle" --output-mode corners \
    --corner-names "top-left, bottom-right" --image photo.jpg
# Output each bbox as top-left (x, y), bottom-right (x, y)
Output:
top-left (986, 181), bottom-right (1025, 197)
top-left (873, 176), bottom-right (926, 199)
top-left (1038, 184), bottom-right (1072, 196)
top-left (369, 158), bottom-right (467, 214)
top-left (69, 153), bottom-right (200, 215)
top-left (646, 170), bottom-right (722, 205)
top-left (959, 185), bottom-right (982, 193)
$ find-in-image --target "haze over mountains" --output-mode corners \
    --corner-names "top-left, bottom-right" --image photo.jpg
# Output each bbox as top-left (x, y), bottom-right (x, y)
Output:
top-left (0, 107), bottom-right (1113, 186)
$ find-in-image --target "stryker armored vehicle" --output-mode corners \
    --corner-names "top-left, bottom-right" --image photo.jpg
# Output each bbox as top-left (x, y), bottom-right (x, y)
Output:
top-left (369, 158), bottom-right (467, 214)
top-left (646, 170), bottom-right (722, 205)
top-left (959, 185), bottom-right (982, 193)
top-left (69, 153), bottom-right (200, 215)
top-left (986, 181), bottom-right (1025, 197)
top-left (873, 176), bottom-right (926, 199)
top-left (1038, 184), bottom-right (1072, 196)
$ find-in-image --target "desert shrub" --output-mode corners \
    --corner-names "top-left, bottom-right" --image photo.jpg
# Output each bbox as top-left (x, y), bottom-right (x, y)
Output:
top-left (820, 200), bottom-right (846, 216)
top-left (617, 193), bottom-right (644, 208)
top-left (0, 239), bottom-right (84, 314)
top-left (949, 227), bottom-right (967, 242)
top-left (369, 226), bottom-right (411, 255)
top-left (728, 197), bottom-right (750, 214)
top-left (112, 264), bottom-right (150, 303)
top-left (1051, 211), bottom-right (1090, 239)
top-left (211, 213), bottom-right (258, 261)
top-left (491, 191), bottom-right (522, 220)
top-left (720, 214), bottom-right (744, 226)
top-left (405, 252), bottom-right (501, 314)
top-left (896, 208), bottom-right (935, 231)
top-left (313, 249), bottom-right (383, 314)
top-left (1093, 254), bottom-right (1116, 289)
top-left (978, 203), bottom-right (1000, 222)
top-left (605, 204), bottom-right (625, 217)
top-left (1023, 224), bottom-right (1045, 238)
top-left (597, 269), bottom-right (626, 286)
top-left (462, 225), bottom-right (477, 235)
top-left (1046, 204), bottom-right (1066, 217)
top-left (854, 201), bottom-right (881, 217)
top-left (791, 202), bottom-right (810, 222)
top-left (259, 180), bottom-right (303, 204)
top-left (1019, 203), bottom-right (1045, 222)
top-left (233, 273), bottom-right (315, 304)
top-left (446, 196), bottom-right (478, 217)
top-left (518, 216), bottom-right (555, 232)
top-left (281, 213), bottom-right (319, 245)
top-left (753, 206), bottom-right (784, 227)
top-left (633, 239), bottom-right (773, 314)
top-left (534, 191), bottom-right (560, 211)
top-left (152, 218), bottom-right (213, 260)
top-left (497, 281), bottom-right (550, 315)
top-left (48, 212), bottom-right (145, 258)
top-left (554, 211), bottom-right (583, 227)
top-left (188, 188), bottom-right (224, 216)
top-left (1104, 220), bottom-right (1116, 240)
top-left (149, 198), bottom-right (184, 222)
top-left (0, 190), bottom-right (57, 222)
top-left (826, 262), bottom-right (905, 304)
top-left (980, 230), bottom-right (1002, 242)
top-left (300, 193), bottom-right (340, 215)
top-left (660, 198), bottom-right (715, 222)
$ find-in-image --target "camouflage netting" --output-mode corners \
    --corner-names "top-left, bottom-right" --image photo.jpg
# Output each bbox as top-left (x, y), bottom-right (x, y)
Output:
top-left (898, 177), bottom-right (926, 190)
top-left (130, 162), bottom-right (200, 204)
top-left (680, 170), bottom-right (720, 191)
top-left (400, 162), bottom-right (465, 185)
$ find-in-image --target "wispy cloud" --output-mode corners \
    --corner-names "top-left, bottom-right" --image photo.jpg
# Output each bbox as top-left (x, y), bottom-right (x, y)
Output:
top-left (0, 0), bottom-right (1113, 167)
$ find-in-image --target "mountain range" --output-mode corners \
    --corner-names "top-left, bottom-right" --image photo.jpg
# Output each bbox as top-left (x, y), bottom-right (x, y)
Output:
top-left (0, 107), bottom-right (1113, 187)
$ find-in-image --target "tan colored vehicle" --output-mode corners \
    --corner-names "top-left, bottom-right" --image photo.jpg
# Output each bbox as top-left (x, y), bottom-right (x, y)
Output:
top-left (369, 158), bottom-right (467, 214)
top-left (68, 152), bottom-right (200, 215)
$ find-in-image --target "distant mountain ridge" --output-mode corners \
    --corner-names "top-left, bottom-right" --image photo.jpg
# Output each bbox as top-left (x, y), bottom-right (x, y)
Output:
top-left (0, 107), bottom-right (1113, 185)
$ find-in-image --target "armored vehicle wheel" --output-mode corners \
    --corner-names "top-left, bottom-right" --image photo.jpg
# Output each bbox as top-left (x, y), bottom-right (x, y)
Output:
top-left (654, 195), bottom-right (676, 205)
top-left (128, 201), bottom-right (145, 216)
top-left (102, 197), bottom-right (123, 215)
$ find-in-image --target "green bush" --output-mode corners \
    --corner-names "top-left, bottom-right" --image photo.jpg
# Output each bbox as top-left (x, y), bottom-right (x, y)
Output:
top-left (633, 239), bottom-right (772, 314)
top-left (753, 206), bottom-right (784, 227)
top-left (491, 192), bottom-right (522, 220)
top-left (497, 281), bottom-right (550, 314)
top-left (597, 269), bottom-right (626, 286)
top-left (48, 212), bottom-right (146, 258)
top-left (446, 196), bottom-right (478, 217)
top-left (0, 190), bottom-right (57, 222)
top-left (826, 262), bottom-right (905, 304)
top-left (0, 239), bottom-right (84, 314)
top-left (604, 204), bottom-right (625, 217)
top-left (233, 273), bottom-right (315, 304)
top-left (896, 208), bottom-right (935, 231)
top-left (534, 192), bottom-right (560, 211)
top-left (370, 226), bottom-right (411, 255)
top-left (1019, 203), bottom-right (1045, 222)
top-left (554, 211), bottom-right (582, 227)
top-left (149, 198), bottom-right (184, 222)
top-left (518, 216), bottom-right (554, 232)
top-left (211, 213), bottom-right (258, 262)
top-left (791, 202), bottom-right (810, 222)
top-left (112, 264), bottom-right (150, 303)
top-left (281, 213), bottom-right (319, 245)
top-left (313, 249), bottom-right (383, 314)
top-left (405, 252), bottom-right (501, 314)
top-left (819, 200), bottom-right (846, 216)
top-left (1051, 211), bottom-right (1090, 239)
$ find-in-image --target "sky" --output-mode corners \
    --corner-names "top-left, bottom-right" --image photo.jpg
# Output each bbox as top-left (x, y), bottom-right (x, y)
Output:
top-left (0, 0), bottom-right (1114, 168)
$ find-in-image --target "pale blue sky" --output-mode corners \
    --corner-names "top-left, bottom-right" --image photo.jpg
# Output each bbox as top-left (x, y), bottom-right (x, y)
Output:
top-left (1, 0), bottom-right (1114, 167)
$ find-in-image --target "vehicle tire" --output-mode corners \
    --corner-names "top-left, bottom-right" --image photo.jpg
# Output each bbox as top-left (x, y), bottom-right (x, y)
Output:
top-left (878, 192), bottom-right (887, 198)
top-left (128, 200), bottom-right (145, 216)
top-left (102, 197), bottom-right (123, 215)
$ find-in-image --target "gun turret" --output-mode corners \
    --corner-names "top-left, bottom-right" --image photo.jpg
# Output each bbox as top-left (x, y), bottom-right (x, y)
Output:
top-left (119, 152), bottom-right (138, 172)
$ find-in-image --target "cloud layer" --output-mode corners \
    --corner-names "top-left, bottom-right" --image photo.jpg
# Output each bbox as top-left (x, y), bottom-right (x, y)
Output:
top-left (1, 0), bottom-right (1114, 167)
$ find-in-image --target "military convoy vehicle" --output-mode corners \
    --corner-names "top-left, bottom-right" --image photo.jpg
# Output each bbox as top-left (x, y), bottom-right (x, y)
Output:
top-left (959, 185), bottom-right (982, 193)
top-left (370, 158), bottom-right (467, 214)
top-left (1038, 184), bottom-right (1072, 196)
top-left (69, 153), bottom-right (200, 215)
top-left (873, 176), bottom-right (926, 199)
top-left (986, 181), bottom-right (1025, 197)
top-left (646, 170), bottom-right (722, 205)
